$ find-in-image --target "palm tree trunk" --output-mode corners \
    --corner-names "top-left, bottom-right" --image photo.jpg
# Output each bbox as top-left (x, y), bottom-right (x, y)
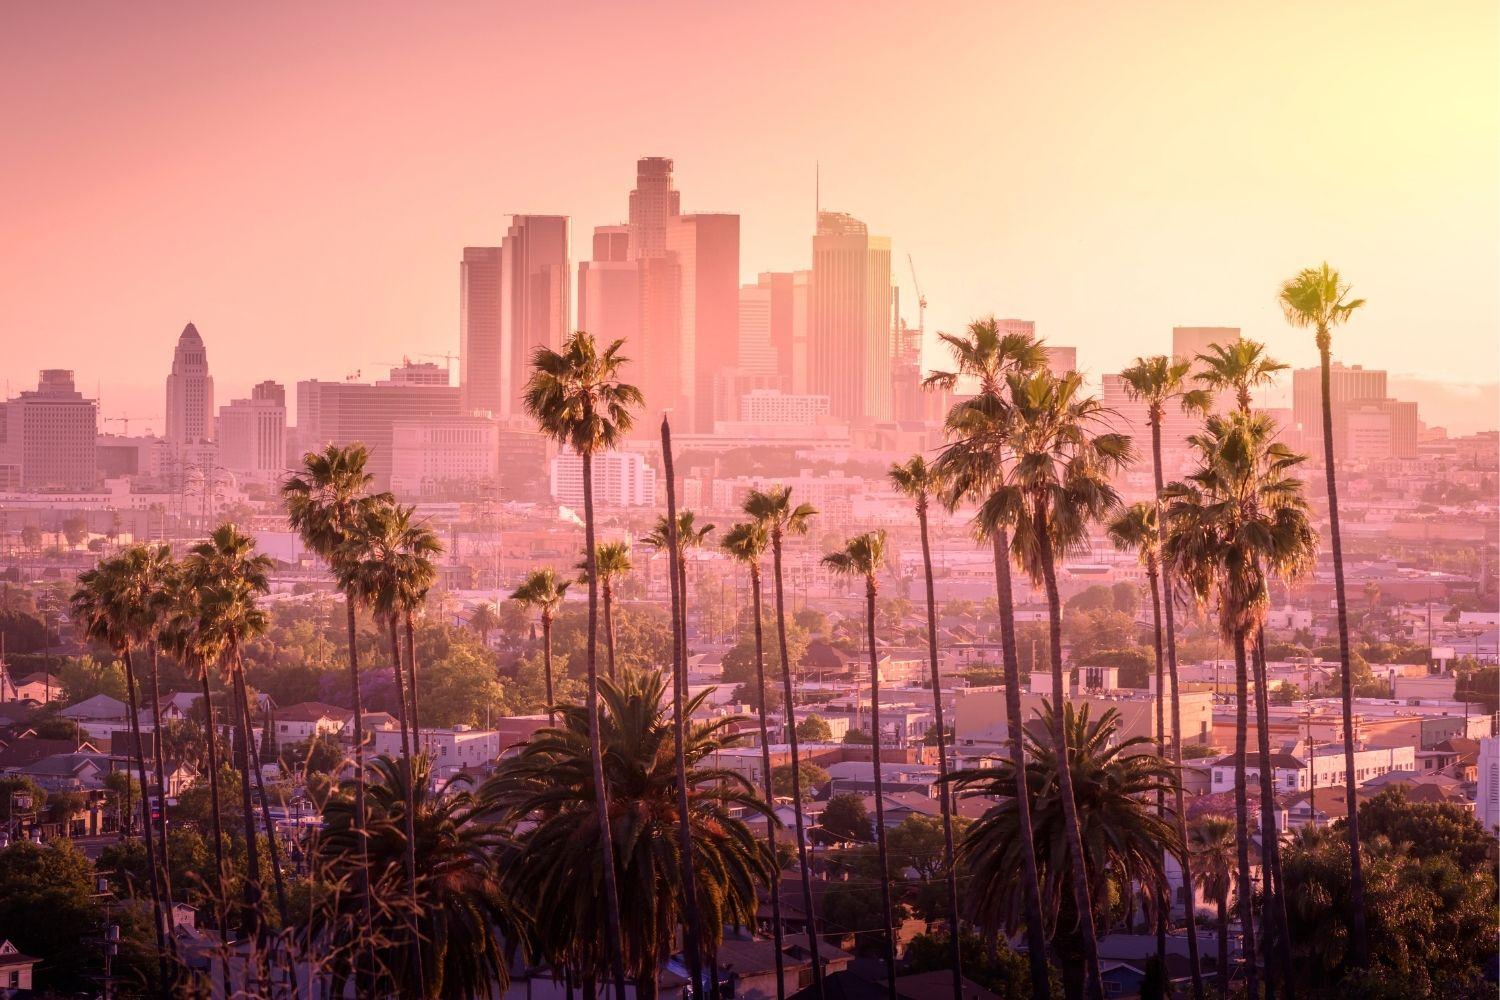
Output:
top-left (1148, 562), bottom-right (1167, 971)
top-left (990, 529), bottom-right (1052, 1000)
top-left (582, 448), bottom-right (630, 1000)
top-left (1253, 631), bottom-right (1295, 998)
top-left (1216, 895), bottom-right (1228, 999)
top-left (405, 612), bottom-right (421, 739)
top-left (1231, 632), bottom-right (1257, 1000)
top-left (865, 580), bottom-right (899, 1000)
top-left (387, 615), bottom-right (427, 998)
top-left (603, 580), bottom-right (617, 680)
top-left (542, 615), bottom-right (557, 726)
top-left (145, 645), bottom-right (176, 938)
top-left (1152, 415), bottom-right (1204, 1000)
top-left (120, 646), bottom-right (170, 988)
top-left (239, 677), bottom-right (290, 929)
top-left (772, 530), bottom-right (825, 1000)
top-left (660, 418), bottom-right (705, 999)
top-left (230, 666), bottom-right (264, 937)
top-left (916, 504), bottom-right (963, 1000)
top-left (1318, 339), bottom-right (1369, 968)
top-left (198, 671), bottom-right (232, 1000)
top-left (748, 561), bottom-right (787, 1000)
top-left (344, 594), bottom-right (375, 996)
top-left (1033, 503), bottom-right (1103, 1000)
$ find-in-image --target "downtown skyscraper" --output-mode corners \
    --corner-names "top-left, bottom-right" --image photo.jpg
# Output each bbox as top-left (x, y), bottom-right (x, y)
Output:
top-left (810, 211), bottom-right (893, 422)
top-left (165, 322), bottom-right (214, 445)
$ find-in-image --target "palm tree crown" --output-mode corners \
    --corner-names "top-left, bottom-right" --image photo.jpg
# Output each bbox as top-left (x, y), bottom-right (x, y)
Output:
top-left (523, 332), bottom-right (644, 454)
top-left (1194, 339), bottom-right (1288, 413)
top-left (1278, 262), bottom-right (1365, 353)
top-left (1120, 354), bottom-right (1212, 424)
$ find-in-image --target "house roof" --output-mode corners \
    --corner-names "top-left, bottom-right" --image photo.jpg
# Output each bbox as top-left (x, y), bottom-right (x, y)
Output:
top-left (11, 672), bottom-right (58, 687)
top-left (0, 737), bottom-right (96, 768)
top-left (59, 693), bottom-right (129, 720)
top-left (1210, 751), bottom-right (1304, 770)
top-left (278, 701), bottom-right (354, 723)
top-left (714, 938), bottom-right (852, 977)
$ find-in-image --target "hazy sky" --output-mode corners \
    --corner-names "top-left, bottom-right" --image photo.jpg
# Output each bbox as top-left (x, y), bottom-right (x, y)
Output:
top-left (3, 2), bottom-right (1496, 431)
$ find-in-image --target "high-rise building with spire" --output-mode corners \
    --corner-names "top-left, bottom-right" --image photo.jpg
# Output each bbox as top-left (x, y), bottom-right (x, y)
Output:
top-left (810, 211), bottom-right (893, 421)
top-left (165, 322), bottom-right (214, 445)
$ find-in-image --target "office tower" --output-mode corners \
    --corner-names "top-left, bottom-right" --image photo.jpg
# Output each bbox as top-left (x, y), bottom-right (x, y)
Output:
top-left (666, 213), bottom-right (740, 431)
top-left (577, 256), bottom-right (640, 347)
top-left (739, 389), bottom-right (831, 424)
top-left (296, 365), bottom-right (462, 490)
top-left (389, 414), bottom-right (499, 499)
top-left (459, 247), bottom-right (504, 415)
top-left (810, 212), bottom-right (894, 422)
top-left (497, 418), bottom-right (551, 502)
top-left (592, 224), bottom-right (630, 263)
top-left (384, 361), bottom-right (450, 386)
top-left (1044, 345), bottom-right (1078, 376)
top-left (627, 157), bottom-right (680, 260)
top-left (500, 216), bottom-right (570, 418)
top-left (750, 270), bottom-right (809, 389)
top-left (217, 381), bottom-right (287, 486)
top-left (738, 283), bottom-right (777, 377)
top-left (550, 449), bottom-right (657, 507)
top-left (165, 322), bottom-right (214, 445)
top-left (0, 370), bottom-right (98, 491)
top-left (1291, 364), bottom-right (1415, 460)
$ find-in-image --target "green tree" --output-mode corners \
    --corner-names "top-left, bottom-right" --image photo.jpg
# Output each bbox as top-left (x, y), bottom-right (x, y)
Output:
top-left (485, 670), bottom-right (771, 999)
top-left (522, 330), bottom-right (643, 999)
top-left (0, 841), bottom-right (106, 993)
top-left (771, 761), bottom-right (828, 800)
top-left (795, 714), bottom-right (832, 742)
top-left (1187, 814), bottom-right (1237, 999)
top-left (822, 792), bottom-right (873, 841)
top-left (1356, 786), bottom-right (1493, 869)
top-left (577, 540), bottom-right (632, 679)
top-left (1279, 261), bottom-right (1371, 967)
top-left (510, 568), bottom-right (571, 723)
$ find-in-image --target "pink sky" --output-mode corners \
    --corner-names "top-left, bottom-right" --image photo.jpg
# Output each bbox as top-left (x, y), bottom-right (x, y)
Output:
top-left (2, 2), bottom-right (1496, 432)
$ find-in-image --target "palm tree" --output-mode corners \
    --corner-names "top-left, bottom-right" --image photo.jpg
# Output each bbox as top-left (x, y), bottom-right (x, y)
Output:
top-left (1003, 370), bottom-right (1132, 1000)
top-left (523, 330), bottom-right (644, 1000)
top-left (1194, 339), bottom-right (1287, 415)
top-left (1118, 354), bottom-right (1211, 1000)
top-left (743, 485), bottom-right (824, 998)
top-left (927, 320), bottom-right (1052, 999)
top-left (888, 456), bottom-right (963, 1000)
top-left (389, 505), bottom-right (441, 739)
top-left (338, 499), bottom-right (428, 995)
top-left (720, 520), bottom-right (787, 1000)
top-left (953, 702), bottom-right (1179, 1000)
top-left (319, 755), bottom-right (523, 998)
top-left (1187, 815), bottom-right (1238, 999)
top-left (486, 670), bottom-right (772, 1000)
top-left (1278, 262), bottom-right (1369, 968)
top-left (645, 510), bottom-right (715, 672)
top-left (182, 524), bottom-right (279, 936)
top-left (467, 601), bottom-right (500, 648)
top-left (510, 568), bottom-right (571, 724)
top-left (282, 443), bottom-right (388, 962)
top-left (1163, 412), bottom-right (1319, 997)
top-left (577, 541), bottom-right (632, 679)
top-left (822, 532), bottom-right (899, 998)
top-left (71, 555), bottom-right (170, 980)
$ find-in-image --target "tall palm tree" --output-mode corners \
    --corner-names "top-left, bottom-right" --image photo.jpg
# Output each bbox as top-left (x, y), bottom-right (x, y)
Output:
top-left (523, 330), bottom-right (644, 1000)
top-left (71, 555), bottom-right (170, 980)
top-left (1278, 262), bottom-right (1369, 968)
top-left (888, 456), bottom-right (963, 1000)
top-left (720, 520), bottom-right (787, 1000)
top-left (1188, 815), bottom-right (1238, 999)
top-left (928, 320), bottom-right (1052, 999)
top-left (1163, 412), bottom-right (1319, 998)
top-left (182, 524), bottom-right (279, 936)
top-left (577, 540), bottom-right (633, 679)
top-left (822, 531), bottom-right (898, 999)
top-left (389, 505), bottom-right (441, 740)
top-left (510, 568), bottom-right (571, 724)
top-left (1003, 370), bottom-right (1132, 1000)
top-left (743, 485), bottom-right (824, 999)
top-left (320, 755), bottom-right (523, 998)
top-left (339, 499), bottom-right (428, 996)
top-left (953, 703), bottom-right (1179, 1000)
top-left (283, 443), bottom-right (388, 964)
top-left (646, 510), bottom-right (715, 673)
top-left (1195, 338), bottom-right (1299, 993)
top-left (1194, 339), bottom-right (1287, 415)
top-left (657, 416), bottom-right (706, 999)
top-left (486, 671), bottom-right (772, 1000)
top-left (133, 544), bottom-right (180, 931)
top-left (1118, 354), bottom-right (1210, 1000)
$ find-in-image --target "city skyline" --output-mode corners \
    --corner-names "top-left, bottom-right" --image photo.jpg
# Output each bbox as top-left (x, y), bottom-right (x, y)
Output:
top-left (2, 2), bottom-right (1495, 433)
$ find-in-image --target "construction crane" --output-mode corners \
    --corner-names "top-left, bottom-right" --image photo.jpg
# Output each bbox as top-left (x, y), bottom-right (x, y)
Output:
top-left (419, 351), bottom-right (460, 379)
top-left (103, 414), bottom-right (159, 436)
top-left (907, 253), bottom-right (927, 338)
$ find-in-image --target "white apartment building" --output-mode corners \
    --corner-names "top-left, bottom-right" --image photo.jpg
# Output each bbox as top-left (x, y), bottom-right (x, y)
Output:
top-left (1477, 737), bottom-right (1499, 835)
top-left (389, 415), bottom-right (499, 499)
top-left (737, 389), bottom-right (831, 425)
top-left (1209, 743), bottom-right (1416, 796)
top-left (217, 382), bottom-right (287, 486)
top-left (370, 725), bottom-right (502, 773)
top-left (550, 449), bottom-right (656, 507)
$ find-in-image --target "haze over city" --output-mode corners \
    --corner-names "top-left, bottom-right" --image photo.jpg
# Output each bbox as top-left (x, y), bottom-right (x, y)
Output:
top-left (0, 5), bottom-right (1496, 1000)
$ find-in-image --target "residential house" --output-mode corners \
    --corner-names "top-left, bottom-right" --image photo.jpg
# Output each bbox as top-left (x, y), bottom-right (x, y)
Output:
top-left (0, 939), bottom-right (38, 992)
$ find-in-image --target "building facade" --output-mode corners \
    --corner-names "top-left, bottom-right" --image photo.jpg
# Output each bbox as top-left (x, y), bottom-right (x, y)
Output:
top-left (0, 370), bottom-right (98, 491)
top-left (217, 381), bottom-right (286, 486)
top-left (165, 322), bottom-right (214, 446)
top-left (809, 212), bottom-right (893, 422)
